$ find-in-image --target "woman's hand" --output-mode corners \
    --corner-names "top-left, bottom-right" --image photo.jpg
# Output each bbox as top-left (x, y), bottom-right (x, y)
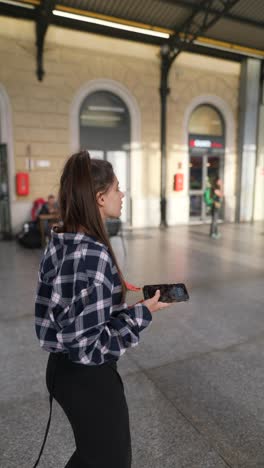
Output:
top-left (143, 290), bottom-right (171, 313)
top-left (214, 188), bottom-right (223, 198)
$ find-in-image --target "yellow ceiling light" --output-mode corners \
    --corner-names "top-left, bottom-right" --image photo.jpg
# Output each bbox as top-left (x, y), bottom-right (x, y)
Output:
top-left (53, 9), bottom-right (170, 39)
top-left (0, 0), bottom-right (34, 8)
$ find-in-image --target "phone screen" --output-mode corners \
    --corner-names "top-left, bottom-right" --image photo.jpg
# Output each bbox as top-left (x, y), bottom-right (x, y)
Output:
top-left (143, 283), bottom-right (189, 303)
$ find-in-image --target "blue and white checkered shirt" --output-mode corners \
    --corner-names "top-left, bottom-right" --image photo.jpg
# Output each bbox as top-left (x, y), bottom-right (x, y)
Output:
top-left (35, 230), bottom-right (152, 365)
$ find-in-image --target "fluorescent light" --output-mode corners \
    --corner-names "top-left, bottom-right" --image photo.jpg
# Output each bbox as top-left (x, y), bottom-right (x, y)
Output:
top-left (81, 115), bottom-right (121, 122)
top-left (53, 10), bottom-right (170, 39)
top-left (0, 0), bottom-right (34, 8)
top-left (88, 106), bottom-right (125, 113)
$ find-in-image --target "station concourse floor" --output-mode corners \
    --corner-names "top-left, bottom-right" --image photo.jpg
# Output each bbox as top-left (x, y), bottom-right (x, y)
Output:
top-left (1, 222), bottom-right (264, 468)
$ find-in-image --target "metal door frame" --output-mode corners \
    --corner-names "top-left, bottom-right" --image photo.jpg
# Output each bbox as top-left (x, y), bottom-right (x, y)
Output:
top-left (189, 152), bottom-right (224, 221)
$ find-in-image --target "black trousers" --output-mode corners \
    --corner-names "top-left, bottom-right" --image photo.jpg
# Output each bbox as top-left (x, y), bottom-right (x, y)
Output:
top-left (210, 205), bottom-right (220, 236)
top-left (46, 353), bottom-right (131, 468)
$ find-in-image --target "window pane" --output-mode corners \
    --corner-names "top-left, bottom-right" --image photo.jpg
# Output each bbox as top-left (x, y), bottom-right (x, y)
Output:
top-left (80, 91), bottom-right (129, 129)
top-left (190, 195), bottom-right (202, 217)
top-left (189, 156), bottom-right (203, 190)
top-left (207, 156), bottom-right (220, 183)
top-left (79, 91), bottom-right (130, 151)
top-left (189, 105), bottom-right (223, 136)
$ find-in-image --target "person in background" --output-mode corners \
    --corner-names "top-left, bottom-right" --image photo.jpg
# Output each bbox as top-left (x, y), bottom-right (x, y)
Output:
top-left (210, 177), bottom-right (224, 239)
top-left (38, 194), bottom-right (59, 216)
top-left (34, 151), bottom-right (170, 468)
top-left (37, 194), bottom-right (59, 239)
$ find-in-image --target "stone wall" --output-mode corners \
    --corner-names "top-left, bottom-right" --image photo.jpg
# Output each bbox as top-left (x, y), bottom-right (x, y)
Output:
top-left (0, 17), bottom-right (240, 230)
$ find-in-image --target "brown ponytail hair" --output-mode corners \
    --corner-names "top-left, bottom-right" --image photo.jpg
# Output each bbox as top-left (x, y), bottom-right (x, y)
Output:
top-left (57, 150), bottom-right (126, 299)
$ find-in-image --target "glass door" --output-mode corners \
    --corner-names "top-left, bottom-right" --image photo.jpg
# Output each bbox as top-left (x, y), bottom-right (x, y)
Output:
top-left (188, 105), bottom-right (225, 222)
top-left (189, 154), bottom-right (221, 221)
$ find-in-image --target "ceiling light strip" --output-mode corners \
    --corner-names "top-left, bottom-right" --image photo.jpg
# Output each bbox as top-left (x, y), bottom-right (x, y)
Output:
top-left (55, 4), bottom-right (174, 35)
top-left (1, 0), bottom-right (263, 58)
top-left (0, 0), bottom-right (34, 8)
top-left (52, 9), bottom-right (170, 39)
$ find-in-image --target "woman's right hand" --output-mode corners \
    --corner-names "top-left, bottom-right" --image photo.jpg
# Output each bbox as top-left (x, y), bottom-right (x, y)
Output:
top-left (143, 290), bottom-right (171, 313)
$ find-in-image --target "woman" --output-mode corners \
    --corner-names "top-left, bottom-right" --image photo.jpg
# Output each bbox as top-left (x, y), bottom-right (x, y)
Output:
top-left (34, 151), bottom-right (169, 468)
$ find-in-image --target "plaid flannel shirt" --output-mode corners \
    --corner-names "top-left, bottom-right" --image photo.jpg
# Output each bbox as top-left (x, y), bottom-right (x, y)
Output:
top-left (35, 230), bottom-right (152, 365)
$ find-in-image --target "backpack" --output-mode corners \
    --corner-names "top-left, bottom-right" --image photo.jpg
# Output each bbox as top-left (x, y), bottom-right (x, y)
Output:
top-left (31, 198), bottom-right (46, 221)
top-left (17, 221), bottom-right (42, 248)
top-left (203, 187), bottom-right (213, 207)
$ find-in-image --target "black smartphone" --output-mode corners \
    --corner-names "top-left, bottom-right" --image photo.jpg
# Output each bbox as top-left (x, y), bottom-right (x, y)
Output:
top-left (143, 283), bottom-right (189, 303)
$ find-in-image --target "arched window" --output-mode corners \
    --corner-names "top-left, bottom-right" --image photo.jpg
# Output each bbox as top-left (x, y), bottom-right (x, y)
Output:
top-left (79, 90), bottom-right (130, 151)
top-left (188, 104), bottom-right (225, 220)
top-left (189, 104), bottom-right (224, 137)
top-left (79, 90), bottom-right (131, 223)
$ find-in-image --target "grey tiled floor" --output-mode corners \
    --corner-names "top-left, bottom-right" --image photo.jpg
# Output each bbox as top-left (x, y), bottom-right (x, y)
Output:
top-left (1, 222), bottom-right (264, 468)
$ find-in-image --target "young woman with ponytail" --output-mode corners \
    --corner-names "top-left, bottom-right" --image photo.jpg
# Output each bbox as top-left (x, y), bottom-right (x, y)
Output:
top-left (34, 151), bottom-right (169, 468)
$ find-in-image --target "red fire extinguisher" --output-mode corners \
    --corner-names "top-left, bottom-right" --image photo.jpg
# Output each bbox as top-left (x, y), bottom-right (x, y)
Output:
top-left (16, 172), bottom-right (29, 196)
top-left (173, 173), bottom-right (184, 191)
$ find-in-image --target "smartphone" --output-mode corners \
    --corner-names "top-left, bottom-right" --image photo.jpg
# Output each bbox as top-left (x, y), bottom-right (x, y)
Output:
top-left (143, 283), bottom-right (189, 303)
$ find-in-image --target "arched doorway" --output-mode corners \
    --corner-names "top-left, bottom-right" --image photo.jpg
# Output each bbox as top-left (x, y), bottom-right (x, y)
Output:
top-left (79, 90), bottom-right (131, 223)
top-left (188, 104), bottom-right (225, 220)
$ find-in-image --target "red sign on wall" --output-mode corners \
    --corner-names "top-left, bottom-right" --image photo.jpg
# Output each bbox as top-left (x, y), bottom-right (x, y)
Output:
top-left (189, 139), bottom-right (224, 149)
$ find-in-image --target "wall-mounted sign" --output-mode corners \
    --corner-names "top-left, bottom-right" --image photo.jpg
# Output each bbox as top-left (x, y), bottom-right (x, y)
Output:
top-left (189, 139), bottom-right (224, 149)
top-left (189, 134), bottom-right (224, 154)
top-left (36, 160), bottom-right (51, 168)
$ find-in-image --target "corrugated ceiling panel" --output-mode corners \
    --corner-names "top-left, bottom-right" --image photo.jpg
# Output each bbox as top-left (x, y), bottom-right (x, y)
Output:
top-left (54, 0), bottom-right (264, 51)
top-left (230, 0), bottom-right (264, 23)
top-left (57, 0), bottom-right (190, 29)
top-left (205, 18), bottom-right (264, 50)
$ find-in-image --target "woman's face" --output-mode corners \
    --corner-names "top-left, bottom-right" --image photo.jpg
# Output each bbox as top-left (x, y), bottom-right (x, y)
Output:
top-left (97, 176), bottom-right (124, 220)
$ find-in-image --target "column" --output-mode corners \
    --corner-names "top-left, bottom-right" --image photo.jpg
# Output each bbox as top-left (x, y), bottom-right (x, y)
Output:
top-left (254, 73), bottom-right (264, 221)
top-left (236, 58), bottom-right (261, 222)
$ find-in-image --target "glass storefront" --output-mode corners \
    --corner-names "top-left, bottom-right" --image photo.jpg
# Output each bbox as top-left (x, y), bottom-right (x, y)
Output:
top-left (188, 105), bottom-right (225, 220)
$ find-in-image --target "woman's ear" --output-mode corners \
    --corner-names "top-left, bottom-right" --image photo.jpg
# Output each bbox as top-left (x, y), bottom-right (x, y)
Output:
top-left (96, 192), bottom-right (104, 207)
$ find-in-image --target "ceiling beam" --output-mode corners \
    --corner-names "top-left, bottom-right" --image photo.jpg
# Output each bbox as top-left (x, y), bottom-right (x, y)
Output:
top-left (46, 16), bottom-right (245, 61)
top-left (0, 2), bottom-right (35, 19)
top-left (162, 0), bottom-right (264, 29)
top-left (1, 1), bottom-right (263, 63)
top-left (1, 0), bottom-right (264, 30)
top-left (52, 14), bottom-right (163, 45)
top-left (35, 0), bottom-right (55, 80)
top-left (169, 0), bottom-right (241, 55)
